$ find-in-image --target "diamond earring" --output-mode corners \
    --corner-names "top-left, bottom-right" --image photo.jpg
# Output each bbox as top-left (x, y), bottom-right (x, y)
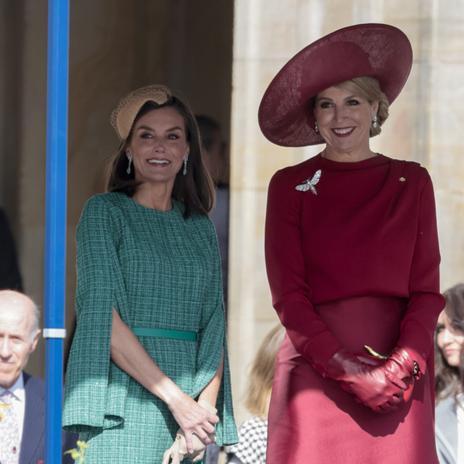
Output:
top-left (126, 152), bottom-right (132, 175)
top-left (183, 157), bottom-right (188, 176)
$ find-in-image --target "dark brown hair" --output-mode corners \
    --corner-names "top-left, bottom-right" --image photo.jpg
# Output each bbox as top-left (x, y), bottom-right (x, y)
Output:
top-left (435, 283), bottom-right (464, 403)
top-left (107, 96), bottom-right (215, 218)
top-left (195, 114), bottom-right (229, 187)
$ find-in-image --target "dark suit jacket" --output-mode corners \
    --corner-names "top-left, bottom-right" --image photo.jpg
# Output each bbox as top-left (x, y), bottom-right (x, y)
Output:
top-left (21, 373), bottom-right (76, 464)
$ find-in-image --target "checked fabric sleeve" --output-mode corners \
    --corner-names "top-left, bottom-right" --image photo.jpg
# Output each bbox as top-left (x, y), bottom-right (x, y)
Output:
top-left (63, 196), bottom-right (130, 431)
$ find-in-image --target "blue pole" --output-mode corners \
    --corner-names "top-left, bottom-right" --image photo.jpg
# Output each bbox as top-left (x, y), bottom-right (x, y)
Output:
top-left (44, 0), bottom-right (70, 462)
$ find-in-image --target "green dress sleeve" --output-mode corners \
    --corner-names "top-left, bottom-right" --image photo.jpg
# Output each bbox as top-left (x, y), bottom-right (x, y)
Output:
top-left (191, 219), bottom-right (238, 446)
top-left (63, 195), bottom-right (130, 431)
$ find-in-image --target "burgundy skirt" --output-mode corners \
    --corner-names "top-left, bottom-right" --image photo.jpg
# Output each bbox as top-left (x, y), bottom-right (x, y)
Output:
top-left (267, 296), bottom-right (437, 464)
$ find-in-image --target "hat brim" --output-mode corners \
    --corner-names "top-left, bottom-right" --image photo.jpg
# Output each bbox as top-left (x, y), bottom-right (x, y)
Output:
top-left (258, 23), bottom-right (413, 147)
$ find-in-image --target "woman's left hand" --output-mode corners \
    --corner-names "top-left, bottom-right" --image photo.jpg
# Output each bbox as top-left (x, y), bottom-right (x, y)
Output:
top-left (166, 391), bottom-right (218, 452)
top-left (162, 430), bottom-right (213, 464)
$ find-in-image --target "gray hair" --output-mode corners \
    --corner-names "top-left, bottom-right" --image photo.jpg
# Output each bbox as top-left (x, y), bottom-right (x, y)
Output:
top-left (0, 290), bottom-right (41, 340)
top-left (29, 301), bottom-right (41, 339)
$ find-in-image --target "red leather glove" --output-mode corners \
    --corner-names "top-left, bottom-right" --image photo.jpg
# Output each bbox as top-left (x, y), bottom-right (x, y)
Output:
top-left (381, 347), bottom-right (421, 402)
top-left (326, 349), bottom-right (408, 413)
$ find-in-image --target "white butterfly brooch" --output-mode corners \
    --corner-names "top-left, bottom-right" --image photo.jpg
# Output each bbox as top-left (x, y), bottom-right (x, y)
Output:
top-left (295, 169), bottom-right (322, 195)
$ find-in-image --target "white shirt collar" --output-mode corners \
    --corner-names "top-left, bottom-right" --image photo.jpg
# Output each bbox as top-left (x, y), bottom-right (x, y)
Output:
top-left (0, 372), bottom-right (25, 403)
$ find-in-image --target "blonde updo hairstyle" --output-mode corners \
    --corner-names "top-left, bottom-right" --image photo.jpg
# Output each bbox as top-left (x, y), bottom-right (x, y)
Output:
top-left (337, 76), bottom-right (390, 137)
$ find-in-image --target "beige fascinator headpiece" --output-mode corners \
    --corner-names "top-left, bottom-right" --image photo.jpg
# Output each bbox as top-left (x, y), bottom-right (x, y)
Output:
top-left (110, 84), bottom-right (173, 140)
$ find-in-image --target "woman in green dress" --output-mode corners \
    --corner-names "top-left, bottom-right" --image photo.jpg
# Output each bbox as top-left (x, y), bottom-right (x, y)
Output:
top-left (63, 85), bottom-right (237, 463)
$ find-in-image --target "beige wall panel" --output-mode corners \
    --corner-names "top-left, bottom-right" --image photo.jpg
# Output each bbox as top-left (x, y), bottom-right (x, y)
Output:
top-left (228, 188), bottom-right (279, 412)
top-left (233, 0), bottom-right (300, 61)
top-left (436, 191), bottom-right (464, 290)
top-left (428, 0), bottom-right (464, 292)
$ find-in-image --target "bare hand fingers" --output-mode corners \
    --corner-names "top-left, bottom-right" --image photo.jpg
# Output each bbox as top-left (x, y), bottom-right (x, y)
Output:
top-left (193, 428), bottom-right (212, 444)
top-left (187, 402), bottom-right (218, 428)
top-left (202, 420), bottom-right (216, 434)
top-left (207, 412), bottom-right (219, 425)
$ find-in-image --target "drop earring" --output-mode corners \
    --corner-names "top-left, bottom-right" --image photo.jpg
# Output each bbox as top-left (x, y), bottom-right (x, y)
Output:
top-left (183, 157), bottom-right (188, 176)
top-left (314, 121), bottom-right (319, 133)
top-left (126, 152), bottom-right (132, 175)
top-left (372, 115), bottom-right (379, 129)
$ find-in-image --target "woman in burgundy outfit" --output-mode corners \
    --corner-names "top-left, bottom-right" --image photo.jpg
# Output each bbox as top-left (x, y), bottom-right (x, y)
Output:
top-left (259, 24), bottom-right (444, 463)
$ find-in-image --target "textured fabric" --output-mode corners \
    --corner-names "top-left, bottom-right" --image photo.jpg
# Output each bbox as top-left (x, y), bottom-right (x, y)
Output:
top-left (0, 390), bottom-right (19, 464)
top-left (63, 192), bottom-right (237, 463)
top-left (227, 417), bottom-right (267, 464)
top-left (265, 154), bottom-right (444, 463)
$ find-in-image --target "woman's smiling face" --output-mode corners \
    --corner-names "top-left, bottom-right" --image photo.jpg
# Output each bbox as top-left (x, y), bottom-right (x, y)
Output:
top-left (127, 106), bottom-right (189, 188)
top-left (437, 311), bottom-right (464, 367)
top-left (314, 84), bottom-right (378, 156)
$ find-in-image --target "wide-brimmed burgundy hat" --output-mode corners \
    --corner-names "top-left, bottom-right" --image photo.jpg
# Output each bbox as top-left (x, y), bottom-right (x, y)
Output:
top-left (258, 23), bottom-right (413, 147)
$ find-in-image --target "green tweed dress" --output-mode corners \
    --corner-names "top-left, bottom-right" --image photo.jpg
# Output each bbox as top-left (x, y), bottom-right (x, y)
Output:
top-left (63, 192), bottom-right (237, 463)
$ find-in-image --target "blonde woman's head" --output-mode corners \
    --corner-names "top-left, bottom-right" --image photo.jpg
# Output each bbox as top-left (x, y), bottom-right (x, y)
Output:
top-left (244, 324), bottom-right (285, 418)
top-left (336, 76), bottom-right (390, 137)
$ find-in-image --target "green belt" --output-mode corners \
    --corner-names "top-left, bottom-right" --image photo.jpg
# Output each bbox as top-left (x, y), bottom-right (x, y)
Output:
top-left (132, 327), bottom-right (198, 342)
